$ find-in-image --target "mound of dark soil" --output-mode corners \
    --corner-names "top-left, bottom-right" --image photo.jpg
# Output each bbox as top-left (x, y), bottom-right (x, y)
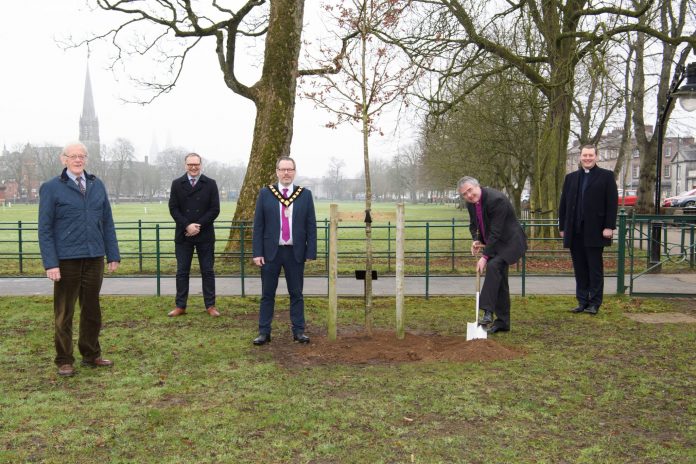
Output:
top-left (265, 329), bottom-right (525, 367)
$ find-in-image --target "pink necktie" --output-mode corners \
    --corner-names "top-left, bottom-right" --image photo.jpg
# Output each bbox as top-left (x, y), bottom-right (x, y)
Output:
top-left (281, 188), bottom-right (290, 242)
top-left (475, 201), bottom-right (486, 241)
top-left (190, 178), bottom-right (196, 187)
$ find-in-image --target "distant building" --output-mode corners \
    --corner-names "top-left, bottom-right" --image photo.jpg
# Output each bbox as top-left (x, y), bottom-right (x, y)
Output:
top-left (668, 145), bottom-right (696, 194)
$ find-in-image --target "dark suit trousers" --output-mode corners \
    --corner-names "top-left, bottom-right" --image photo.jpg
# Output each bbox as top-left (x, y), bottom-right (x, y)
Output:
top-left (570, 233), bottom-right (604, 307)
top-left (54, 258), bottom-right (104, 366)
top-left (480, 256), bottom-right (511, 329)
top-left (259, 245), bottom-right (306, 335)
top-left (175, 240), bottom-right (216, 308)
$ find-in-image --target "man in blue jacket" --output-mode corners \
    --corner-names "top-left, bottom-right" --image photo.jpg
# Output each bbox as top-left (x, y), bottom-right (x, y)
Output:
top-left (38, 142), bottom-right (120, 377)
top-left (252, 156), bottom-right (317, 345)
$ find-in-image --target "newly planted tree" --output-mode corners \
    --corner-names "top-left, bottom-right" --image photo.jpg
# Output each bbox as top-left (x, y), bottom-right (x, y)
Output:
top-left (301, 0), bottom-right (418, 334)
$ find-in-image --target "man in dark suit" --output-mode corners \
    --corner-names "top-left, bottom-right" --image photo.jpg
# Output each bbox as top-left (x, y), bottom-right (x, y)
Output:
top-left (252, 156), bottom-right (317, 345)
top-left (559, 144), bottom-right (618, 315)
top-left (458, 176), bottom-right (527, 333)
top-left (168, 153), bottom-right (221, 317)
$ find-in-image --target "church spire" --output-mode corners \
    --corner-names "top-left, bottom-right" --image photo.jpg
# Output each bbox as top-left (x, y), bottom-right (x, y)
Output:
top-left (79, 62), bottom-right (100, 160)
top-left (81, 66), bottom-right (97, 121)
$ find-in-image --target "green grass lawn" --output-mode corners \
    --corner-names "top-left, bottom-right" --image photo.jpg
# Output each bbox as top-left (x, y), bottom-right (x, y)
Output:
top-left (0, 201), bottom-right (479, 277)
top-left (2, 201), bottom-right (691, 278)
top-left (1, 294), bottom-right (694, 463)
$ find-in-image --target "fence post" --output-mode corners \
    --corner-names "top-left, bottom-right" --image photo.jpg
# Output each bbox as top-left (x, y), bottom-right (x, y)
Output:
top-left (395, 204), bottom-right (405, 339)
top-left (451, 217), bottom-right (456, 271)
top-left (387, 221), bottom-right (392, 272)
top-left (324, 218), bottom-right (329, 293)
top-left (425, 222), bottom-right (430, 300)
top-left (616, 209), bottom-right (627, 294)
top-left (521, 220), bottom-right (527, 297)
top-left (691, 224), bottom-right (695, 268)
top-left (18, 220), bottom-right (23, 274)
top-left (240, 222), bottom-right (246, 298)
top-left (328, 204), bottom-right (338, 341)
top-left (155, 224), bottom-right (161, 297)
top-left (138, 219), bottom-right (143, 272)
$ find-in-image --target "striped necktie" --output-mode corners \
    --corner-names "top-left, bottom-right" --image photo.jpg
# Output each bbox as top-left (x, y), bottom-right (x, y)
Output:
top-left (76, 176), bottom-right (86, 196)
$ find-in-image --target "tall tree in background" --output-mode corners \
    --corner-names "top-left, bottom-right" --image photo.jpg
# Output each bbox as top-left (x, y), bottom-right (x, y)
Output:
top-left (392, 143), bottom-right (422, 202)
top-left (571, 48), bottom-right (625, 147)
top-left (421, 68), bottom-right (541, 215)
top-left (108, 137), bottom-right (136, 202)
top-left (84, 0), bottom-right (306, 250)
top-left (394, 0), bottom-right (696, 228)
top-left (323, 157), bottom-right (346, 200)
top-left (301, 0), bottom-right (417, 334)
top-left (631, 0), bottom-right (694, 213)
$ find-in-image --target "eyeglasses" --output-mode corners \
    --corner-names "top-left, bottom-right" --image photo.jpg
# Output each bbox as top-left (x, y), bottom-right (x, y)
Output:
top-left (277, 168), bottom-right (295, 173)
top-left (63, 154), bottom-right (88, 160)
top-left (186, 164), bottom-right (201, 168)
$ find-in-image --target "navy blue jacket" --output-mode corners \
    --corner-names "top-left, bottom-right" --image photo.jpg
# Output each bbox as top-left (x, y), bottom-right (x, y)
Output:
top-left (559, 166), bottom-right (618, 248)
top-left (168, 174), bottom-right (220, 244)
top-left (38, 169), bottom-right (120, 269)
top-left (252, 185), bottom-right (317, 263)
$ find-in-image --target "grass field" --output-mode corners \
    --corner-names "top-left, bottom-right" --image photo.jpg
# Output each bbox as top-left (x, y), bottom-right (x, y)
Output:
top-left (1, 201), bottom-right (690, 278)
top-left (1, 294), bottom-right (694, 463)
top-left (0, 201), bottom-right (486, 277)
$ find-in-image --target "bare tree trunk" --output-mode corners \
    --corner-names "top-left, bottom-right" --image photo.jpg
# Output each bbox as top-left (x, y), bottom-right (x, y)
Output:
top-left (225, 0), bottom-right (306, 252)
top-left (632, 32), bottom-right (659, 214)
top-left (360, 20), bottom-right (373, 336)
top-left (533, 84), bottom-right (572, 235)
top-left (614, 47), bottom-right (635, 184)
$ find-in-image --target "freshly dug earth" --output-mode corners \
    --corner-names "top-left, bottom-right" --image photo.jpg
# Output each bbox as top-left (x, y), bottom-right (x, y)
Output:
top-left (265, 328), bottom-right (525, 367)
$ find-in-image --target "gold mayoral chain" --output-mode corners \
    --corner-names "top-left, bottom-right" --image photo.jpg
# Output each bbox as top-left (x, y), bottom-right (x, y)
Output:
top-left (268, 185), bottom-right (304, 207)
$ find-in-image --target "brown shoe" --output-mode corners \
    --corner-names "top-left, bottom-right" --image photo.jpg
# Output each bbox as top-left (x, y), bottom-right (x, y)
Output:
top-left (81, 358), bottom-right (113, 368)
top-left (206, 306), bottom-right (221, 317)
top-left (168, 307), bottom-right (186, 317)
top-left (58, 364), bottom-right (75, 377)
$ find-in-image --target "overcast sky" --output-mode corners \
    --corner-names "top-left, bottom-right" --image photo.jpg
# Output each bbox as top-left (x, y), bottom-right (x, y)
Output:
top-left (0, 0), bottom-right (418, 179)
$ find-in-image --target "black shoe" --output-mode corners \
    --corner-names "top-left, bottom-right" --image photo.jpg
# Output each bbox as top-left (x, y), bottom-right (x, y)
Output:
top-left (253, 333), bottom-right (271, 345)
top-left (479, 310), bottom-right (494, 325)
top-left (569, 305), bottom-right (586, 313)
top-left (486, 324), bottom-right (509, 334)
top-left (293, 333), bottom-right (310, 344)
top-left (584, 305), bottom-right (599, 315)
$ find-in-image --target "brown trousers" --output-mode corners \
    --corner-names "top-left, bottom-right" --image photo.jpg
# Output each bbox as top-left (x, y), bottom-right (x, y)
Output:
top-left (53, 258), bottom-right (104, 366)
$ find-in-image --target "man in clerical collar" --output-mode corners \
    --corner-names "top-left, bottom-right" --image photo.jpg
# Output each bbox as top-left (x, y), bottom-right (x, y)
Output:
top-left (559, 144), bottom-right (618, 316)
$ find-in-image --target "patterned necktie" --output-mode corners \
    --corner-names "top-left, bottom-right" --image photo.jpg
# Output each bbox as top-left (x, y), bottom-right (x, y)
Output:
top-left (281, 188), bottom-right (290, 242)
top-left (190, 178), bottom-right (196, 188)
top-left (76, 176), bottom-right (86, 196)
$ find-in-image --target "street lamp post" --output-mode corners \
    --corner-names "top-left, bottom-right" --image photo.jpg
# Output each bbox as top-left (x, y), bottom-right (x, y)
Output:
top-left (650, 62), bottom-right (696, 265)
